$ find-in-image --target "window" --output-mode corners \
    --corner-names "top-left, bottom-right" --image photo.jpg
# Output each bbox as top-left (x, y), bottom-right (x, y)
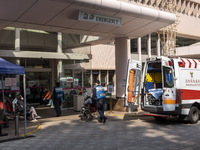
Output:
top-left (141, 35), bottom-right (148, 54)
top-left (151, 33), bottom-right (157, 55)
top-left (0, 29), bottom-right (15, 50)
top-left (20, 29), bottom-right (57, 52)
top-left (92, 70), bottom-right (99, 86)
top-left (20, 58), bottom-right (50, 68)
top-left (108, 70), bottom-right (115, 85)
top-left (64, 70), bottom-right (73, 77)
top-left (101, 70), bottom-right (107, 87)
top-left (163, 67), bottom-right (174, 88)
top-left (74, 70), bottom-right (82, 87)
top-left (83, 70), bottom-right (91, 87)
top-left (131, 38), bottom-right (137, 53)
top-left (176, 36), bottom-right (200, 47)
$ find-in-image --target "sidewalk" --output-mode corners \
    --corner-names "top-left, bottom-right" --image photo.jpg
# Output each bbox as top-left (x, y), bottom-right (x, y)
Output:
top-left (0, 106), bottom-right (145, 143)
top-left (0, 106), bottom-right (79, 142)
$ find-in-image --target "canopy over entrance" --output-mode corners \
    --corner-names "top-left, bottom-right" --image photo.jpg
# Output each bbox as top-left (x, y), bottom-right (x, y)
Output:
top-left (0, 57), bottom-right (26, 136)
top-left (0, 0), bottom-right (176, 39)
top-left (0, 57), bottom-right (25, 75)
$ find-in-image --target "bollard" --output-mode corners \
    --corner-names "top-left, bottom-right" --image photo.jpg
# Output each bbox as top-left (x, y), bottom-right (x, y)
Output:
top-left (15, 115), bottom-right (19, 136)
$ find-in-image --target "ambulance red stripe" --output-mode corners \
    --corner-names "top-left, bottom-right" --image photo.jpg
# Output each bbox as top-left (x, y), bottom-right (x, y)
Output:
top-left (193, 59), bottom-right (197, 68)
top-left (181, 89), bottom-right (200, 100)
top-left (180, 58), bottom-right (185, 68)
top-left (187, 59), bottom-right (191, 68)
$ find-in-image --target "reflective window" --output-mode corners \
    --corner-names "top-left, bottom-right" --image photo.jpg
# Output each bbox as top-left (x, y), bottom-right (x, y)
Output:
top-left (20, 29), bottom-right (57, 52)
top-left (74, 70), bottom-right (82, 87)
top-left (163, 67), bottom-right (174, 88)
top-left (64, 70), bottom-right (73, 77)
top-left (83, 70), bottom-right (91, 87)
top-left (131, 38), bottom-right (137, 53)
top-left (92, 70), bottom-right (99, 86)
top-left (108, 70), bottom-right (115, 85)
top-left (20, 58), bottom-right (50, 68)
top-left (101, 70), bottom-right (107, 87)
top-left (26, 72), bottom-right (51, 103)
top-left (176, 36), bottom-right (200, 47)
top-left (151, 33), bottom-right (157, 55)
top-left (0, 29), bottom-right (15, 50)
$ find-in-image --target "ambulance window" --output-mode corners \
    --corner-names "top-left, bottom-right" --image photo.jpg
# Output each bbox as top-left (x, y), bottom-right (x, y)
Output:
top-left (163, 67), bottom-right (174, 88)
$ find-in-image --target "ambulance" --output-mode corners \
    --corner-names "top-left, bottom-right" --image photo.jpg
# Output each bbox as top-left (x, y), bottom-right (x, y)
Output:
top-left (125, 56), bottom-right (200, 123)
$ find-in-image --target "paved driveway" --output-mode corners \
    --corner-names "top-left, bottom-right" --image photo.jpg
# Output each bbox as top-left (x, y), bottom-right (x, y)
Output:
top-left (1, 110), bottom-right (200, 150)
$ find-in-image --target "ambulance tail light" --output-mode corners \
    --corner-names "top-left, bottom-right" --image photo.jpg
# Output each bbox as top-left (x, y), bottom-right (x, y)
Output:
top-left (169, 61), bottom-right (173, 66)
top-left (176, 89), bottom-right (182, 104)
top-left (178, 62), bottom-right (185, 67)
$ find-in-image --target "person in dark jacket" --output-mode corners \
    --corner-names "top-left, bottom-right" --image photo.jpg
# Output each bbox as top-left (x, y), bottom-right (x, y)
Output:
top-left (92, 80), bottom-right (107, 123)
top-left (52, 82), bottom-right (64, 117)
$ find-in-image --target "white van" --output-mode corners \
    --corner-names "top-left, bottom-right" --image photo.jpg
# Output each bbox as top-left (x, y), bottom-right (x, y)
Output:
top-left (125, 56), bottom-right (200, 123)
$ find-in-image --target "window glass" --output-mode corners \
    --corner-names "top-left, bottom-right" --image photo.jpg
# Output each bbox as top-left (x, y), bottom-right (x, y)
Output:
top-left (101, 70), bottom-right (107, 87)
top-left (20, 29), bottom-right (57, 52)
top-left (74, 70), bottom-right (82, 87)
top-left (141, 35), bottom-right (148, 54)
top-left (20, 58), bottom-right (50, 68)
top-left (83, 70), bottom-right (91, 87)
top-left (176, 36), bottom-right (199, 47)
top-left (92, 70), bottom-right (99, 86)
top-left (163, 67), bottom-right (174, 88)
top-left (26, 72), bottom-right (51, 103)
top-left (131, 38), bottom-right (137, 53)
top-left (151, 33), bottom-right (157, 55)
top-left (0, 29), bottom-right (15, 50)
top-left (108, 70), bottom-right (115, 85)
top-left (64, 70), bottom-right (73, 77)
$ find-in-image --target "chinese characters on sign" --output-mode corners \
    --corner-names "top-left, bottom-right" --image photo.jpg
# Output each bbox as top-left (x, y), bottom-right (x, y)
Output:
top-left (79, 11), bottom-right (122, 26)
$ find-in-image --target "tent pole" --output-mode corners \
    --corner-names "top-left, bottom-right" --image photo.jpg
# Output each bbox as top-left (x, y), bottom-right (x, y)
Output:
top-left (1, 76), bottom-right (5, 116)
top-left (23, 74), bottom-right (27, 137)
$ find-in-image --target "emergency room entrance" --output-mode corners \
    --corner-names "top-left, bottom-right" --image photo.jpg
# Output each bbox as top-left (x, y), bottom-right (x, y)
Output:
top-left (21, 58), bottom-right (53, 104)
top-left (26, 72), bottom-right (51, 104)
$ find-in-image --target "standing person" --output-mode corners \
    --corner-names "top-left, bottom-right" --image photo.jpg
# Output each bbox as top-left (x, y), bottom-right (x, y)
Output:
top-left (52, 82), bottom-right (64, 117)
top-left (92, 80), bottom-right (107, 123)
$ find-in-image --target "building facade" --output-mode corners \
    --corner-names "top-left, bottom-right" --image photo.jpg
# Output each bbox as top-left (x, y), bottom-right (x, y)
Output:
top-left (2, 0), bottom-right (199, 103)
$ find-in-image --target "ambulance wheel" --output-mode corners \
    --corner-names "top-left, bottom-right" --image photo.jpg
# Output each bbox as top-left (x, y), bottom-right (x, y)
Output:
top-left (188, 106), bottom-right (199, 124)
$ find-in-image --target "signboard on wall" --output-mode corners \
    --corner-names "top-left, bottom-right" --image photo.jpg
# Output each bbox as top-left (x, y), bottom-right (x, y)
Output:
top-left (107, 85), bottom-right (114, 93)
top-left (66, 77), bottom-right (73, 83)
top-left (79, 11), bottom-right (122, 26)
top-left (74, 78), bottom-right (79, 86)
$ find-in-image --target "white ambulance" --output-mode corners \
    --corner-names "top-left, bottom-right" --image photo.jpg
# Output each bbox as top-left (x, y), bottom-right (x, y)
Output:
top-left (125, 56), bottom-right (200, 123)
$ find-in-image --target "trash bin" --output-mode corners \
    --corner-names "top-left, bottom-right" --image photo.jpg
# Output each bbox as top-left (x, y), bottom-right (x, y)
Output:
top-left (73, 95), bottom-right (84, 111)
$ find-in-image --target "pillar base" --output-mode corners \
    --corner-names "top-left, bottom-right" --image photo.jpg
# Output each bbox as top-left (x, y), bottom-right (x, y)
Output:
top-left (111, 98), bottom-right (126, 112)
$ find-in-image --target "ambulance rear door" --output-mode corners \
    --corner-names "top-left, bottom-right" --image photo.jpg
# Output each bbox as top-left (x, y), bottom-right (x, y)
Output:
top-left (161, 57), bottom-right (176, 111)
top-left (125, 59), bottom-right (142, 107)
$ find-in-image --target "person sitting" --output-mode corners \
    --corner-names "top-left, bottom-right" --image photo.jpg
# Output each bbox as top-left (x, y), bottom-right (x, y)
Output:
top-left (29, 106), bottom-right (41, 121)
top-left (42, 89), bottom-right (53, 107)
top-left (12, 94), bottom-right (40, 121)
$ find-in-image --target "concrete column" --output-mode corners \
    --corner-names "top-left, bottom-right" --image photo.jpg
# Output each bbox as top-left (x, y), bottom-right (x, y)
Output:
top-left (57, 32), bottom-right (62, 53)
top-left (15, 28), bottom-right (20, 91)
top-left (57, 32), bottom-right (63, 80)
top-left (106, 70), bottom-right (109, 85)
top-left (99, 70), bottom-right (101, 83)
top-left (148, 34), bottom-right (151, 58)
top-left (90, 70), bottom-right (93, 87)
top-left (81, 70), bottom-right (84, 87)
top-left (115, 38), bottom-right (131, 98)
top-left (15, 28), bottom-right (20, 52)
top-left (157, 33), bottom-right (161, 57)
top-left (137, 37), bottom-right (142, 61)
